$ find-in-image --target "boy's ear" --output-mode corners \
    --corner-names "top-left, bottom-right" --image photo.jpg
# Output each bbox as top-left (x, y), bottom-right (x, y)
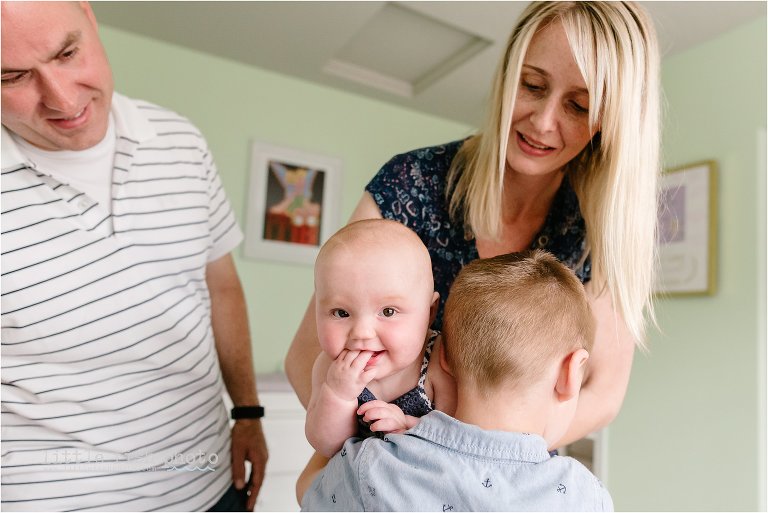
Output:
top-left (429, 291), bottom-right (440, 326)
top-left (554, 348), bottom-right (589, 402)
top-left (438, 336), bottom-right (454, 377)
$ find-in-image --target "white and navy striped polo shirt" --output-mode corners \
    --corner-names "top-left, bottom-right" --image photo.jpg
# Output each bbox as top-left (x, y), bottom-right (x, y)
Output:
top-left (1, 93), bottom-right (243, 511)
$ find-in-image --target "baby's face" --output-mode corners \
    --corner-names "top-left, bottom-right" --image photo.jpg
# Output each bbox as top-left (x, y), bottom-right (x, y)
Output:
top-left (315, 244), bottom-right (434, 380)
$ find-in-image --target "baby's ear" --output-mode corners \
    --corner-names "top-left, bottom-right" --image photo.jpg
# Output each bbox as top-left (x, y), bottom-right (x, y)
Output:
top-left (554, 348), bottom-right (589, 402)
top-left (429, 291), bottom-right (440, 326)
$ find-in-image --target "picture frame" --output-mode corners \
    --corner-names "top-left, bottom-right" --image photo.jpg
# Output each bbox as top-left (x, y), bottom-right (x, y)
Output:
top-left (654, 161), bottom-right (717, 296)
top-left (244, 141), bottom-right (343, 265)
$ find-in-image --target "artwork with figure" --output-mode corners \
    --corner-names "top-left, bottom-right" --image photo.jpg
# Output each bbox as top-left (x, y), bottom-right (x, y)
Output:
top-left (655, 162), bottom-right (716, 295)
top-left (244, 141), bottom-right (342, 265)
top-left (264, 161), bottom-right (326, 247)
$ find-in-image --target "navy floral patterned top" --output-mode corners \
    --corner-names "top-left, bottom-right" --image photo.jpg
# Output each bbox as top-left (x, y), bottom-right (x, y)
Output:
top-left (366, 139), bottom-right (591, 330)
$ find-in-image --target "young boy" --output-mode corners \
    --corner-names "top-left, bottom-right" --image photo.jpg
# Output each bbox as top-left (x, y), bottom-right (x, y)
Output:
top-left (299, 250), bottom-right (613, 511)
top-left (306, 219), bottom-right (456, 457)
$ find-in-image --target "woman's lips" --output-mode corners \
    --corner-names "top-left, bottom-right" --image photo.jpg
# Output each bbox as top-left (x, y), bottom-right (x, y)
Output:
top-left (517, 131), bottom-right (555, 156)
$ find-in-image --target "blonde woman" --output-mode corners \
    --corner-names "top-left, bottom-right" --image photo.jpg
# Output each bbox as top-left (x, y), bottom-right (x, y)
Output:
top-left (287, 1), bottom-right (660, 450)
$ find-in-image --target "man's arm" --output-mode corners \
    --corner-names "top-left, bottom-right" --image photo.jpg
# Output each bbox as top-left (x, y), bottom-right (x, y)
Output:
top-left (206, 253), bottom-right (269, 511)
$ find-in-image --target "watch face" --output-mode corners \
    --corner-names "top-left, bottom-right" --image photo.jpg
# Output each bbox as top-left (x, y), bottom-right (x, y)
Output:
top-left (231, 406), bottom-right (265, 419)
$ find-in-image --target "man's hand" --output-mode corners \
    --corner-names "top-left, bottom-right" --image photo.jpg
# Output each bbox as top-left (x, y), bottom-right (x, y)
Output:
top-left (231, 419), bottom-right (269, 511)
top-left (357, 400), bottom-right (415, 434)
top-left (325, 350), bottom-right (377, 401)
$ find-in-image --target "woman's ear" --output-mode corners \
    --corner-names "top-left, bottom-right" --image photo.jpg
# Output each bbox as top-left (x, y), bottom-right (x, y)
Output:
top-left (554, 348), bottom-right (589, 402)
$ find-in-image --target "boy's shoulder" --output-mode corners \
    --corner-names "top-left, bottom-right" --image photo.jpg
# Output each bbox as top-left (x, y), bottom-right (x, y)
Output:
top-left (545, 455), bottom-right (614, 511)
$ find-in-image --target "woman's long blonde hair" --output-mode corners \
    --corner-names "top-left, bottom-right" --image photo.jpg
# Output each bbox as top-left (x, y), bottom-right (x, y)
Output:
top-left (447, 1), bottom-right (660, 348)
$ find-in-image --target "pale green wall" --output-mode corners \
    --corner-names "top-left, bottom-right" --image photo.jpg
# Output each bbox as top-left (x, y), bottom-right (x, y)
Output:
top-left (99, 26), bottom-right (473, 375)
top-left (608, 16), bottom-right (767, 511)
top-left (99, 13), bottom-right (767, 512)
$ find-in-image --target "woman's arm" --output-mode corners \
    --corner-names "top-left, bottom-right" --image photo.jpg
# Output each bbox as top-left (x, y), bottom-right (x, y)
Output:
top-left (285, 193), bottom-right (383, 407)
top-left (553, 281), bottom-right (635, 449)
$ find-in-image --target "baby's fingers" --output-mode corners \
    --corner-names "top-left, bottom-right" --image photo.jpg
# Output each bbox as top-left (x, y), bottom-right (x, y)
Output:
top-left (357, 400), bottom-right (391, 417)
top-left (369, 417), bottom-right (407, 434)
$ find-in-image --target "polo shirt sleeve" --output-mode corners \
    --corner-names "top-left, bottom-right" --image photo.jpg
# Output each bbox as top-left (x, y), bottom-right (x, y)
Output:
top-left (300, 439), bottom-right (365, 511)
top-left (202, 143), bottom-right (243, 262)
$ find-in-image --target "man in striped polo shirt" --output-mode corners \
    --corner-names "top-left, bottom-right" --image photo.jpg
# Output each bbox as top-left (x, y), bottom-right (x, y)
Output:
top-left (1, 2), bottom-right (268, 510)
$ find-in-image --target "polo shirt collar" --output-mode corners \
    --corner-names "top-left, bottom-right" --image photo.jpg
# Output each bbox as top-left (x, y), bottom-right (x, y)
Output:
top-left (1, 126), bottom-right (30, 170)
top-left (111, 92), bottom-right (155, 143)
top-left (1, 92), bottom-right (155, 170)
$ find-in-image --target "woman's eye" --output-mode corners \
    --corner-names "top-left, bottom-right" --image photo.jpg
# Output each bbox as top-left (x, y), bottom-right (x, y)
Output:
top-left (570, 101), bottom-right (589, 114)
top-left (381, 308), bottom-right (396, 317)
top-left (331, 309), bottom-right (349, 318)
top-left (522, 81), bottom-right (544, 93)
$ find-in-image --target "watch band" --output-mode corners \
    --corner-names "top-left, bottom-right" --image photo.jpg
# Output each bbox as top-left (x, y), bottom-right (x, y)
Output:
top-left (230, 405), bottom-right (265, 419)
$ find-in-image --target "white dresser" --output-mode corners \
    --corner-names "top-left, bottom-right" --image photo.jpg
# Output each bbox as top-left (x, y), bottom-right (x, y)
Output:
top-left (253, 373), bottom-right (315, 511)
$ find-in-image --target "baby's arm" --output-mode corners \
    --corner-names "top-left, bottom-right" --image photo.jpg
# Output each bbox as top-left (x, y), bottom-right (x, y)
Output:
top-left (305, 350), bottom-right (377, 458)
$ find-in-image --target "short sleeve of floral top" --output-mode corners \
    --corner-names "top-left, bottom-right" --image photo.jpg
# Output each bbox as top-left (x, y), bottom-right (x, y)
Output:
top-left (365, 139), bottom-right (591, 330)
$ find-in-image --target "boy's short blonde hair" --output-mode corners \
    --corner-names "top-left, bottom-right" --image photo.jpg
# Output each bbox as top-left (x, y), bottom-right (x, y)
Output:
top-left (443, 250), bottom-right (595, 393)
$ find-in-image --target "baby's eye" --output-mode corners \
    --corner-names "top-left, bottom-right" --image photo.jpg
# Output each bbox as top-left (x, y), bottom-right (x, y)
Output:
top-left (331, 309), bottom-right (349, 318)
top-left (381, 308), bottom-right (396, 317)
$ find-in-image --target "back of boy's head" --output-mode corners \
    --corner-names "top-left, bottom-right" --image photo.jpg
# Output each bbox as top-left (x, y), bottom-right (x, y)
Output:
top-left (442, 250), bottom-right (595, 393)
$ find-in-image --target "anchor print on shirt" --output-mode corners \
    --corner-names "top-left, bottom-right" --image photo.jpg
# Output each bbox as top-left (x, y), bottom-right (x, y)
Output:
top-left (557, 483), bottom-right (567, 494)
top-left (482, 478), bottom-right (492, 488)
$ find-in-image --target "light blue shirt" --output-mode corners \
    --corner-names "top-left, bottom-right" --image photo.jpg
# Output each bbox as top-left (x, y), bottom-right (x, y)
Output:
top-left (301, 411), bottom-right (613, 511)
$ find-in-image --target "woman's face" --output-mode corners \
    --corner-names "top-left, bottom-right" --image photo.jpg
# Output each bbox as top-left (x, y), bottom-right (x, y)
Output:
top-left (506, 19), bottom-right (599, 178)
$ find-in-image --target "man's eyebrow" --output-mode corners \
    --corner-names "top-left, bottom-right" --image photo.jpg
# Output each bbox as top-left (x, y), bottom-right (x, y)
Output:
top-left (48, 31), bottom-right (82, 61)
top-left (2, 31), bottom-right (82, 75)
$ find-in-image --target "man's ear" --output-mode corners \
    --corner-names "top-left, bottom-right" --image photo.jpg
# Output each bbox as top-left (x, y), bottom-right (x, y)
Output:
top-left (429, 291), bottom-right (440, 326)
top-left (554, 348), bottom-right (589, 402)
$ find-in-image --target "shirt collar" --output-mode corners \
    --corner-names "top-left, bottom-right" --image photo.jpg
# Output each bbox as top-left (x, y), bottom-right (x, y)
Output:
top-left (111, 91), bottom-right (155, 143)
top-left (1, 126), bottom-right (31, 170)
top-left (1, 92), bottom-right (155, 170)
top-left (407, 410), bottom-right (551, 464)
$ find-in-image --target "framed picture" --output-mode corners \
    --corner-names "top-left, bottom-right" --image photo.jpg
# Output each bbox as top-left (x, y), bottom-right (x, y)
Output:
top-left (244, 141), bottom-right (343, 265)
top-left (654, 161), bottom-right (717, 296)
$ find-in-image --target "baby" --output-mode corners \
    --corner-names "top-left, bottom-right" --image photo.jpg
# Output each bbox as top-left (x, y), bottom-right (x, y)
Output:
top-left (305, 218), bottom-right (456, 458)
top-left (300, 250), bottom-right (612, 511)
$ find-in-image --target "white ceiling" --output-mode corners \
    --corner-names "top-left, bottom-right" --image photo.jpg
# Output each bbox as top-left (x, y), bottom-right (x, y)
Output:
top-left (93, 1), bottom-right (767, 126)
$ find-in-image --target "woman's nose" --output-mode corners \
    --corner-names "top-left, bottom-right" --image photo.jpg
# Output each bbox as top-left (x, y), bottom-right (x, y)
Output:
top-left (529, 98), bottom-right (558, 133)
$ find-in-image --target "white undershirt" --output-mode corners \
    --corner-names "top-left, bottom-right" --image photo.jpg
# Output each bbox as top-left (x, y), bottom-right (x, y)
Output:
top-left (11, 115), bottom-right (116, 212)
